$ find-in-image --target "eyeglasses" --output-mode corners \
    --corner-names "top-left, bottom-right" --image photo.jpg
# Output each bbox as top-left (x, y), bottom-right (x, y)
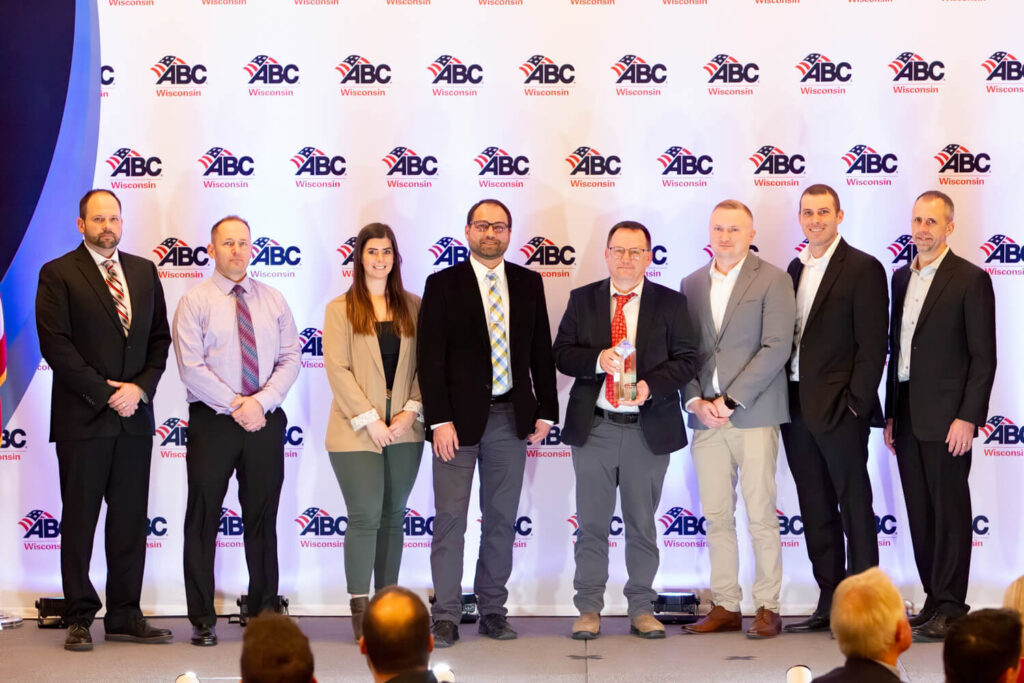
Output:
top-left (608, 247), bottom-right (649, 261)
top-left (469, 220), bottom-right (509, 235)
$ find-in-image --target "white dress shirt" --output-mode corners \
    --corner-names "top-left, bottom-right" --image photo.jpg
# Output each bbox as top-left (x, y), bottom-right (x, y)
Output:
top-left (595, 279), bottom-right (644, 413)
top-left (897, 245), bottom-right (950, 382)
top-left (84, 241), bottom-right (132, 324)
top-left (790, 234), bottom-right (842, 381)
top-left (469, 255), bottom-right (512, 394)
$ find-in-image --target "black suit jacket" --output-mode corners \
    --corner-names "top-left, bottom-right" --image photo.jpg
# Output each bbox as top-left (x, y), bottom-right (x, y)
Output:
top-left (884, 249), bottom-right (996, 441)
top-left (417, 259), bottom-right (558, 446)
top-left (812, 657), bottom-right (900, 683)
top-left (788, 238), bottom-right (889, 431)
top-left (36, 243), bottom-right (171, 442)
top-left (553, 278), bottom-right (699, 455)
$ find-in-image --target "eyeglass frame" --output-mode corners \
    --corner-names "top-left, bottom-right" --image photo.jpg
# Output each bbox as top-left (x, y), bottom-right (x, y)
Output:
top-left (468, 220), bottom-right (510, 235)
top-left (607, 246), bottom-right (650, 261)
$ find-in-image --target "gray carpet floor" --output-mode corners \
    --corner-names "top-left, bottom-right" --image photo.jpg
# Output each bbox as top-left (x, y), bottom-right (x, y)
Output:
top-left (0, 616), bottom-right (945, 682)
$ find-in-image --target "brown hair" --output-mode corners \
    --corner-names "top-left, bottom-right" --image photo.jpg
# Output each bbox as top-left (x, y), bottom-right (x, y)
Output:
top-left (346, 223), bottom-right (415, 337)
top-left (712, 199), bottom-right (753, 219)
top-left (240, 612), bottom-right (314, 683)
top-left (801, 184), bottom-right (841, 213)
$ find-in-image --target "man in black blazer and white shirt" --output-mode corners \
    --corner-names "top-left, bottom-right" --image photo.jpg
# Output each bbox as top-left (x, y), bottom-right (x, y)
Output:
top-left (35, 189), bottom-right (172, 651)
top-left (417, 199), bottom-right (558, 647)
top-left (884, 190), bottom-right (996, 642)
top-left (553, 221), bottom-right (698, 640)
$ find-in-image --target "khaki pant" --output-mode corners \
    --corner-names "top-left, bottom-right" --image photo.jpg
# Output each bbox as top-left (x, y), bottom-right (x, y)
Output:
top-left (691, 423), bottom-right (782, 612)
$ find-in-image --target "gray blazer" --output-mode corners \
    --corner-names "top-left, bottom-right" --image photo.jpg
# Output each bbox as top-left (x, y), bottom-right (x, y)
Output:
top-left (680, 251), bottom-right (796, 430)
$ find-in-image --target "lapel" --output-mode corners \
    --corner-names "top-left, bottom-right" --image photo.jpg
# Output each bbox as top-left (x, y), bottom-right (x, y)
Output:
top-left (593, 279), bottom-right (613, 346)
top-left (693, 266), bottom-right (717, 346)
top-left (716, 252), bottom-right (759, 343)
top-left (914, 249), bottom-right (958, 337)
top-left (73, 244), bottom-right (123, 335)
top-left (787, 258), bottom-right (802, 292)
top-left (120, 255), bottom-right (149, 342)
top-left (804, 238), bottom-right (847, 328)
top-left (504, 261), bottom-right (526, 348)
top-left (457, 261), bottom-right (489, 346)
top-left (360, 326), bottom-right (386, 380)
top-left (635, 279), bottom-right (655, 364)
top-left (891, 266), bottom-right (910, 343)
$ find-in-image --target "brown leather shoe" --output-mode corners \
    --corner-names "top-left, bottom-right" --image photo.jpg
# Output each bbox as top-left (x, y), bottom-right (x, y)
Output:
top-left (571, 612), bottom-right (600, 640)
top-left (746, 607), bottom-right (782, 639)
top-left (683, 605), bottom-right (742, 634)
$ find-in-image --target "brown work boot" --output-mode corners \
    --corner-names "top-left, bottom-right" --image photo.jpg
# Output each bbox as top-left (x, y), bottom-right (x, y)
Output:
top-left (683, 604), bottom-right (742, 634)
top-left (571, 612), bottom-right (600, 640)
top-left (746, 607), bottom-right (782, 639)
top-left (629, 614), bottom-right (666, 639)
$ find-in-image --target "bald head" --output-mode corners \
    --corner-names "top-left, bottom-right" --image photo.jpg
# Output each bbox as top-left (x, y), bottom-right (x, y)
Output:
top-left (361, 587), bottom-right (431, 676)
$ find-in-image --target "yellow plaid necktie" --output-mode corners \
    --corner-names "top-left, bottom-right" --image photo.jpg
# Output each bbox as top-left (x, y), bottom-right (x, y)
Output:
top-left (486, 271), bottom-right (511, 394)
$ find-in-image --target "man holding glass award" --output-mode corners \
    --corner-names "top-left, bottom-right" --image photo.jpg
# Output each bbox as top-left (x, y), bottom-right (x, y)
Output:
top-left (553, 221), bottom-right (699, 641)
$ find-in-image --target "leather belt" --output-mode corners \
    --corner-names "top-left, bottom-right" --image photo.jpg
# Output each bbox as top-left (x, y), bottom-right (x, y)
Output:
top-left (594, 407), bottom-right (639, 424)
top-left (490, 391), bottom-right (513, 405)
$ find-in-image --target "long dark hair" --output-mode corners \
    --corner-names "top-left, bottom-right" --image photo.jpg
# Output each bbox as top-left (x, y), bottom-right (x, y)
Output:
top-left (346, 223), bottom-right (415, 337)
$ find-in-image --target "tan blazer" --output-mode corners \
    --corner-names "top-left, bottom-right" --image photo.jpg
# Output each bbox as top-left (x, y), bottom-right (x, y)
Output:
top-left (323, 291), bottom-right (424, 453)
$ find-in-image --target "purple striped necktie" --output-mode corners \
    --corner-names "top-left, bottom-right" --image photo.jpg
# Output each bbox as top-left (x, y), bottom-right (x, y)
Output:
top-left (233, 284), bottom-right (259, 396)
top-left (101, 259), bottom-right (130, 336)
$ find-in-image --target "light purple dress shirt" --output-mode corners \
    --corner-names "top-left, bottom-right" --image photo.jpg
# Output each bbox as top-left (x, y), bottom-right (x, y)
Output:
top-left (173, 270), bottom-right (301, 414)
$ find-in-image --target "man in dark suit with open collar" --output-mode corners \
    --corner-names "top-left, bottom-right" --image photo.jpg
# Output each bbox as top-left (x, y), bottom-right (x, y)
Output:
top-left (781, 184), bottom-right (889, 634)
top-left (884, 190), bottom-right (996, 642)
top-left (417, 198), bottom-right (558, 647)
top-left (35, 189), bottom-right (172, 651)
top-left (554, 220), bottom-right (698, 641)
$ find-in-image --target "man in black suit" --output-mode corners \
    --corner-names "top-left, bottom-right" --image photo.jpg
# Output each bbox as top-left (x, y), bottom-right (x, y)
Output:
top-left (781, 184), bottom-right (889, 633)
top-left (35, 189), bottom-right (172, 651)
top-left (553, 221), bottom-right (698, 640)
top-left (884, 190), bottom-right (996, 642)
top-left (417, 198), bottom-right (558, 647)
top-left (812, 568), bottom-right (911, 683)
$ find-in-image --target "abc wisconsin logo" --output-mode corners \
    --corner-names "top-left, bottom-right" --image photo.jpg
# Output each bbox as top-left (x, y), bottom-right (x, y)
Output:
top-left (797, 53), bottom-right (851, 95)
top-left (283, 425), bottom-right (304, 459)
top-left (19, 510), bottom-right (61, 550)
top-left (842, 144), bottom-right (898, 187)
top-left (890, 52), bottom-right (944, 94)
top-left (475, 147), bottom-right (529, 189)
top-left (291, 147), bottom-right (346, 189)
top-left (218, 508), bottom-right (244, 548)
top-left (151, 55), bottom-right (206, 97)
top-left (521, 55), bottom-right (574, 97)
top-left (979, 235), bottom-right (1023, 276)
top-left (527, 425), bottom-right (570, 458)
top-left (0, 427), bottom-right (27, 463)
top-left (299, 328), bottom-right (323, 369)
top-left (520, 237), bottom-right (575, 279)
top-left (295, 507), bottom-right (347, 549)
top-left (982, 52), bottom-right (1024, 93)
top-left (981, 415), bottom-right (1024, 455)
top-left (382, 147), bottom-right (438, 189)
top-left (658, 506), bottom-right (707, 549)
top-left (404, 507), bottom-right (434, 549)
top-left (611, 55), bottom-right (666, 96)
top-left (249, 237), bottom-right (301, 280)
top-left (156, 417), bottom-right (189, 458)
top-left (658, 146), bottom-right (713, 188)
top-left (705, 54), bottom-right (758, 96)
top-left (428, 55), bottom-right (483, 96)
top-left (337, 55), bottom-right (391, 97)
top-left (244, 55), bottom-right (299, 96)
top-left (566, 146), bottom-right (620, 188)
top-left (199, 147), bottom-right (254, 189)
top-left (337, 237), bottom-right (357, 278)
top-left (934, 144), bottom-right (990, 186)
top-left (106, 148), bottom-right (161, 190)
top-left (428, 237), bottom-right (469, 269)
top-left (749, 145), bottom-right (804, 187)
top-left (886, 235), bottom-right (917, 270)
top-left (154, 238), bottom-right (208, 280)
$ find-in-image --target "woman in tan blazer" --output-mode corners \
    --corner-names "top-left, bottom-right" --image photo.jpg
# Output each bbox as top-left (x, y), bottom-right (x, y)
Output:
top-left (322, 223), bottom-right (424, 642)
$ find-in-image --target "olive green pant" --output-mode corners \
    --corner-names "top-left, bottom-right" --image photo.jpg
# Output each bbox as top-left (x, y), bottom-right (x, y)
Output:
top-left (329, 438), bottom-right (423, 595)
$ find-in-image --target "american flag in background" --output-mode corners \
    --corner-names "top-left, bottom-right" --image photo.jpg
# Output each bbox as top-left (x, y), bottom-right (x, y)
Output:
top-left (795, 53), bottom-right (830, 76)
top-left (294, 507), bottom-right (330, 528)
top-left (336, 55), bottom-right (370, 78)
top-left (198, 147), bottom-right (231, 170)
top-left (980, 235), bottom-right (1015, 258)
top-left (382, 147), bottom-right (414, 170)
top-left (748, 146), bottom-right (782, 167)
top-left (155, 417), bottom-right (187, 440)
top-left (251, 237), bottom-right (280, 259)
top-left (298, 328), bottom-right (322, 346)
top-left (337, 237), bottom-right (357, 260)
top-left (657, 507), bottom-right (691, 530)
top-left (520, 236), bottom-right (554, 259)
top-left (519, 55), bottom-right (553, 77)
top-left (474, 147), bottom-right (508, 169)
top-left (151, 55), bottom-right (185, 78)
top-left (427, 55), bottom-right (460, 77)
top-left (105, 148), bottom-right (140, 171)
top-left (703, 54), bottom-right (737, 77)
top-left (657, 147), bottom-right (691, 168)
top-left (611, 55), bottom-right (645, 77)
top-left (428, 237), bottom-right (461, 259)
top-left (981, 416), bottom-right (1014, 438)
top-left (18, 510), bottom-right (53, 533)
top-left (153, 238), bottom-right (187, 260)
top-left (887, 234), bottom-right (914, 258)
top-left (291, 147), bottom-right (325, 169)
top-left (842, 145), bottom-right (875, 168)
top-left (934, 144), bottom-right (969, 166)
top-left (981, 52), bottom-right (1015, 74)
top-left (565, 146), bottom-right (599, 169)
top-left (888, 52), bottom-right (924, 75)
top-left (243, 55), bottom-right (276, 77)
top-left (795, 239), bottom-right (809, 253)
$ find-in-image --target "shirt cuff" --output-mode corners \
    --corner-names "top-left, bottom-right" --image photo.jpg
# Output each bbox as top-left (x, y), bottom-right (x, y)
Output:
top-left (402, 399), bottom-right (424, 423)
top-left (430, 421), bottom-right (453, 431)
top-left (683, 397), bottom-right (700, 413)
top-left (350, 408), bottom-right (381, 432)
top-left (540, 419), bottom-right (554, 426)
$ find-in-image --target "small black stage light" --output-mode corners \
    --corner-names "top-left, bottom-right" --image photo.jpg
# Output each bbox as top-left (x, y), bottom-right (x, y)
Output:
top-left (653, 591), bottom-right (701, 624)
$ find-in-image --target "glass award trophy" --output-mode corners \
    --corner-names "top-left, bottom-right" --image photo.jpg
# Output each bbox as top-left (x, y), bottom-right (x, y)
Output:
top-left (613, 339), bottom-right (637, 402)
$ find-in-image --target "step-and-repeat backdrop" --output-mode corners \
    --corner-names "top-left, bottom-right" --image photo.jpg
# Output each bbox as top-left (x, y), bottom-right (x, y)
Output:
top-left (3, 0), bottom-right (1022, 617)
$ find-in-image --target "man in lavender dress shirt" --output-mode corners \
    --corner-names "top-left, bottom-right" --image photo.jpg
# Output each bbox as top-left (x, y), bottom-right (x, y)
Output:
top-left (172, 216), bottom-right (300, 647)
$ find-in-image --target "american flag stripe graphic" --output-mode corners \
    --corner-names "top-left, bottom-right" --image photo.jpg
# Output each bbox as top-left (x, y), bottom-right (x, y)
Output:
top-left (153, 237), bottom-right (184, 259)
top-left (980, 235), bottom-right (1015, 257)
top-left (337, 237), bottom-right (357, 258)
top-left (887, 235), bottom-right (913, 257)
top-left (703, 245), bottom-right (714, 258)
top-left (243, 55), bottom-right (277, 77)
top-left (703, 54), bottom-right (737, 77)
top-left (428, 237), bottom-right (460, 259)
top-left (428, 55), bottom-right (461, 77)
top-left (611, 55), bottom-right (645, 77)
top-left (105, 148), bottom-right (140, 171)
top-left (291, 147), bottom-right (325, 169)
top-left (888, 52), bottom-right (923, 75)
top-left (657, 146), bottom-right (691, 167)
top-left (474, 147), bottom-right (508, 168)
top-left (795, 239), bottom-right (809, 253)
top-left (519, 236), bottom-right (555, 258)
top-left (151, 56), bottom-right (185, 77)
top-left (382, 147), bottom-right (414, 169)
top-left (748, 146), bottom-right (782, 166)
top-left (519, 55), bottom-right (553, 77)
top-left (934, 144), bottom-right (969, 165)
top-left (336, 55), bottom-right (370, 77)
top-left (842, 145), bottom-right (876, 167)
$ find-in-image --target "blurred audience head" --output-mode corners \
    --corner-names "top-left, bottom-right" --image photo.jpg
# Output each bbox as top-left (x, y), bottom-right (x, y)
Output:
top-left (944, 608), bottom-right (1022, 683)
top-left (240, 612), bottom-right (316, 683)
top-left (830, 567), bottom-right (912, 664)
top-left (361, 586), bottom-right (433, 682)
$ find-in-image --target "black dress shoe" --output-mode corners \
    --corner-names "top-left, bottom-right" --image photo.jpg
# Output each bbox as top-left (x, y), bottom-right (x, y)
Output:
top-left (431, 620), bottom-right (459, 648)
top-left (784, 611), bottom-right (831, 633)
top-left (191, 625), bottom-right (218, 647)
top-left (478, 614), bottom-right (518, 640)
top-left (64, 624), bottom-right (93, 652)
top-left (908, 607), bottom-right (937, 628)
top-left (912, 613), bottom-right (957, 642)
top-left (105, 617), bottom-right (173, 644)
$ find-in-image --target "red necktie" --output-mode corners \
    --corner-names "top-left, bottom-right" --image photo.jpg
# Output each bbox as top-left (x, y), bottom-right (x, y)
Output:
top-left (605, 292), bottom-right (636, 408)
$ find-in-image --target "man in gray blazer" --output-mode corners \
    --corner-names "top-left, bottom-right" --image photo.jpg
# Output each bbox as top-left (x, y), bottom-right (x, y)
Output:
top-left (680, 199), bottom-right (796, 639)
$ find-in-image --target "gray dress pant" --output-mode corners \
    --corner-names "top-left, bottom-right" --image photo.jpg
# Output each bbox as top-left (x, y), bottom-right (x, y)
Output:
top-left (572, 414), bottom-right (669, 618)
top-left (430, 402), bottom-right (526, 622)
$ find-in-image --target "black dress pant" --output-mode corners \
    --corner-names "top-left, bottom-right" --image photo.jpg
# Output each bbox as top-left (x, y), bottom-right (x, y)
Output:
top-left (781, 382), bottom-right (878, 613)
top-left (183, 402), bottom-right (286, 627)
top-left (893, 383), bottom-right (972, 618)
top-left (55, 433), bottom-right (153, 630)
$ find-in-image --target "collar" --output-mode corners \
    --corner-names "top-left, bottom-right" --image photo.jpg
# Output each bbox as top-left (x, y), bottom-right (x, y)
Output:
top-left (212, 269), bottom-right (251, 295)
top-left (710, 252), bottom-right (749, 281)
top-left (911, 244), bottom-right (950, 276)
top-left (799, 234), bottom-right (842, 267)
top-left (610, 278), bottom-right (644, 300)
top-left (469, 255), bottom-right (506, 284)
top-left (868, 658), bottom-right (902, 680)
top-left (83, 241), bottom-right (120, 267)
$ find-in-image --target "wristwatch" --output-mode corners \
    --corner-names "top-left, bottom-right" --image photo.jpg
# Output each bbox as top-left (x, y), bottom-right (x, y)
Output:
top-left (722, 393), bottom-right (739, 410)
